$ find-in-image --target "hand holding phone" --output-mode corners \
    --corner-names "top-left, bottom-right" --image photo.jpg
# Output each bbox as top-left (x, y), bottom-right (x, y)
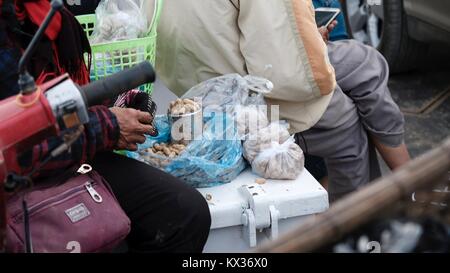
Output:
top-left (315, 7), bottom-right (341, 28)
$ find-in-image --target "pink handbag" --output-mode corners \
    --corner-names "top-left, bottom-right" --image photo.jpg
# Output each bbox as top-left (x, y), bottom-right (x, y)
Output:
top-left (5, 165), bottom-right (131, 253)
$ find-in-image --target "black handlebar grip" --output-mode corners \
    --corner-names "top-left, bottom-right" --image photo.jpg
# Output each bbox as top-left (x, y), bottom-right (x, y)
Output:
top-left (81, 61), bottom-right (155, 107)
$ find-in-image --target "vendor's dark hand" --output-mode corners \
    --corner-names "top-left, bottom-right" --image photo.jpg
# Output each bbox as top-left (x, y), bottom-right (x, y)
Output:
top-left (114, 90), bottom-right (159, 137)
top-left (110, 107), bottom-right (154, 151)
top-left (318, 20), bottom-right (338, 43)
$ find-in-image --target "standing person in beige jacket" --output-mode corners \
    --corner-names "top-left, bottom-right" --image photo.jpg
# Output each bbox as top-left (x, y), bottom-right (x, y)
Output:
top-left (156, 0), bottom-right (410, 202)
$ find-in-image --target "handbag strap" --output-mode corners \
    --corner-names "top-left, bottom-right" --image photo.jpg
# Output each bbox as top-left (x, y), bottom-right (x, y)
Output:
top-left (22, 198), bottom-right (33, 253)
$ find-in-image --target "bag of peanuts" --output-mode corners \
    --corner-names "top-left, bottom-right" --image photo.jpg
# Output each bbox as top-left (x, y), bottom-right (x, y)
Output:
top-left (242, 121), bottom-right (305, 180)
top-left (181, 74), bottom-right (249, 114)
top-left (137, 113), bottom-right (246, 188)
top-left (251, 136), bottom-right (305, 180)
top-left (182, 74), bottom-right (273, 139)
top-left (234, 104), bottom-right (269, 138)
top-left (242, 121), bottom-right (291, 163)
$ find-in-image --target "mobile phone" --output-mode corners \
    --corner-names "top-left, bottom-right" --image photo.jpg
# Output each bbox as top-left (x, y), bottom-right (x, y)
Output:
top-left (315, 7), bottom-right (341, 28)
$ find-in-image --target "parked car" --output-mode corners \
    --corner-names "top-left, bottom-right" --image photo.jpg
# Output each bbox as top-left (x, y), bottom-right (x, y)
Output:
top-left (342, 0), bottom-right (450, 73)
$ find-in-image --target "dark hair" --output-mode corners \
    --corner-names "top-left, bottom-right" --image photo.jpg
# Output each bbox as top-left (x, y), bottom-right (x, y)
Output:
top-left (0, 0), bottom-right (21, 99)
top-left (1, 0), bottom-right (20, 38)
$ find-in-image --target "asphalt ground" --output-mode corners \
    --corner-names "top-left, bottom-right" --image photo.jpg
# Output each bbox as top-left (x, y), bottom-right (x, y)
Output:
top-left (381, 44), bottom-right (450, 173)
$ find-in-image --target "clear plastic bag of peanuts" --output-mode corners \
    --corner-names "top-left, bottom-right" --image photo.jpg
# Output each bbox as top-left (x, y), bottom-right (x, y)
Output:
top-left (242, 121), bottom-right (291, 163)
top-left (91, 0), bottom-right (150, 44)
top-left (251, 136), bottom-right (305, 180)
top-left (183, 74), bottom-right (273, 139)
top-left (181, 74), bottom-right (272, 139)
top-left (182, 74), bottom-right (272, 113)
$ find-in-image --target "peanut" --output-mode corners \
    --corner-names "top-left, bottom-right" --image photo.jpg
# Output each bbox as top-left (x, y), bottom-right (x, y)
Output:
top-left (169, 98), bottom-right (201, 116)
top-left (162, 147), bottom-right (171, 156)
top-left (154, 143), bottom-right (163, 151)
top-left (255, 178), bottom-right (266, 185)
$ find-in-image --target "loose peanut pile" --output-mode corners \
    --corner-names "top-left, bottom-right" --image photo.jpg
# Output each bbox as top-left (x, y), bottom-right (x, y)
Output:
top-left (169, 99), bottom-right (201, 116)
top-left (146, 143), bottom-right (187, 158)
top-left (142, 143), bottom-right (187, 169)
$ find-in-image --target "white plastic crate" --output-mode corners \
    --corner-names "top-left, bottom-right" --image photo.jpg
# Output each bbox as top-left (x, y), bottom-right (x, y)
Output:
top-left (197, 168), bottom-right (329, 253)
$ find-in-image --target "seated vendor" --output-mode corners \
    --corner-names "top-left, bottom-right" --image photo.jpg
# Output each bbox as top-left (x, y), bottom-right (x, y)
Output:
top-left (0, 0), bottom-right (211, 253)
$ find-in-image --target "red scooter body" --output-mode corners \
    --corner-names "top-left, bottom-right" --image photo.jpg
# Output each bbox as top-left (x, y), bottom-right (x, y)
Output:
top-left (0, 75), bottom-right (67, 251)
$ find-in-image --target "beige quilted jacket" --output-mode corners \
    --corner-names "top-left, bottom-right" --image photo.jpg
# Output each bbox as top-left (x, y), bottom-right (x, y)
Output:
top-left (156, 0), bottom-right (336, 133)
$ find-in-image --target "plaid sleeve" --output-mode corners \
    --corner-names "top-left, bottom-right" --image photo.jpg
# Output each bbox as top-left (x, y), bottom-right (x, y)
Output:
top-left (18, 106), bottom-right (120, 177)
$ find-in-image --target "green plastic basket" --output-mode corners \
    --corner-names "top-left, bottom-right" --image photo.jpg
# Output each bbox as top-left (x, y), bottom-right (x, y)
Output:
top-left (76, 0), bottom-right (163, 94)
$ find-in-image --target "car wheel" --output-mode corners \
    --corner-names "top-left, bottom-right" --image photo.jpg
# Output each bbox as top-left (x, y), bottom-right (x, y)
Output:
top-left (342, 0), bottom-right (428, 73)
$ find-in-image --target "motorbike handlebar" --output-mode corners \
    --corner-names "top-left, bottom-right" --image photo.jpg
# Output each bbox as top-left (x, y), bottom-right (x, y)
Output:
top-left (80, 61), bottom-right (155, 107)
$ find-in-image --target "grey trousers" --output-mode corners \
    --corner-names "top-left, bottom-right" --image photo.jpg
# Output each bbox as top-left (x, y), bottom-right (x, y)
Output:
top-left (296, 40), bottom-right (405, 202)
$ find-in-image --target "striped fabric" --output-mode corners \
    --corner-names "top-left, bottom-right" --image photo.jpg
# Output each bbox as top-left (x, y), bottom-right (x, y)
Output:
top-left (288, 0), bottom-right (336, 96)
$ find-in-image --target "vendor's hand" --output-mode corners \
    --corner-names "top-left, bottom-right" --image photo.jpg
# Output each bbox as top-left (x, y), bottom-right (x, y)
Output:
top-left (318, 20), bottom-right (338, 43)
top-left (110, 107), bottom-right (154, 151)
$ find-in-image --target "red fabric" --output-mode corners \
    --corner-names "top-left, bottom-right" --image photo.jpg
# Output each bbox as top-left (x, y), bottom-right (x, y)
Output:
top-left (51, 42), bottom-right (90, 85)
top-left (34, 44), bottom-right (90, 87)
top-left (11, 0), bottom-right (90, 86)
top-left (16, 0), bottom-right (62, 41)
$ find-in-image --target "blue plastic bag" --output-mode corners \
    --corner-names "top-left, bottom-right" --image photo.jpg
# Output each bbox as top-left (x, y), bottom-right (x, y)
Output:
top-left (136, 113), bottom-right (246, 188)
top-left (125, 115), bottom-right (171, 160)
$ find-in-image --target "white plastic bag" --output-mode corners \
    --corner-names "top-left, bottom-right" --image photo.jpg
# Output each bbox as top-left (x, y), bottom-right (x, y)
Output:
top-left (234, 104), bottom-right (269, 138)
top-left (251, 137), bottom-right (305, 180)
top-left (91, 0), bottom-right (151, 44)
top-left (182, 74), bottom-right (272, 114)
top-left (243, 122), bottom-right (291, 163)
